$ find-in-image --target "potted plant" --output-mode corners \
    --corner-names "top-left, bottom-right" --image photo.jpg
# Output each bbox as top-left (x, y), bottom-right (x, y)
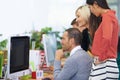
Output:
top-left (0, 51), bottom-right (3, 78)
top-left (30, 27), bottom-right (62, 50)
top-left (0, 39), bottom-right (7, 78)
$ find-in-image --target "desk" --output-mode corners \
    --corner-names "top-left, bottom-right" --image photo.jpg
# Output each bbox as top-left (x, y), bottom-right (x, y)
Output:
top-left (20, 72), bottom-right (53, 80)
top-left (22, 58), bottom-right (66, 80)
top-left (25, 67), bottom-right (53, 80)
top-left (27, 72), bottom-right (53, 80)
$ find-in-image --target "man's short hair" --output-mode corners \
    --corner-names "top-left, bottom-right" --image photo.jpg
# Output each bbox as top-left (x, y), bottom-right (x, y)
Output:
top-left (71, 18), bottom-right (77, 25)
top-left (65, 28), bottom-right (82, 45)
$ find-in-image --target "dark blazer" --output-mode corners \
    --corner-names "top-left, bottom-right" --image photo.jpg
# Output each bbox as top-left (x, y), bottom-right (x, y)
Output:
top-left (81, 28), bottom-right (90, 51)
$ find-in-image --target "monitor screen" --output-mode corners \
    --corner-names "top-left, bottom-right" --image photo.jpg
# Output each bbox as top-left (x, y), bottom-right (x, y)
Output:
top-left (42, 33), bottom-right (57, 67)
top-left (6, 36), bottom-right (30, 80)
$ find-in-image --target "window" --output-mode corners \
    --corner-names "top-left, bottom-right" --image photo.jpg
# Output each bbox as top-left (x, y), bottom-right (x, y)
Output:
top-left (107, 0), bottom-right (120, 23)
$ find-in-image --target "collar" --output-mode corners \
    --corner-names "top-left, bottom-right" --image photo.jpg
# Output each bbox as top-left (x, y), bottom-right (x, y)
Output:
top-left (70, 45), bottom-right (81, 56)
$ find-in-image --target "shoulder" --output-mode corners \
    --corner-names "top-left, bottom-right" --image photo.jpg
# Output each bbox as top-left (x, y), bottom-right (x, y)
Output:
top-left (82, 28), bottom-right (89, 35)
top-left (82, 28), bottom-right (90, 40)
top-left (102, 10), bottom-right (116, 22)
top-left (68, 49), bottom-right (92, 62)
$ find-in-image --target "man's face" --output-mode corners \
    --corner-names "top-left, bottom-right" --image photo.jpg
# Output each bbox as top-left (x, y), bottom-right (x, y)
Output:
top-left (61, 31), bottom-right (71, 51)
top-left (72, 24), bottom-right (78, 28)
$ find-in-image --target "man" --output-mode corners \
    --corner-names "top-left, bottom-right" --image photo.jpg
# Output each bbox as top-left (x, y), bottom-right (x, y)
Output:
top-left (54, 28), bottom-right (92, 80)
top-left (71, 18), bottom-right (78, 28)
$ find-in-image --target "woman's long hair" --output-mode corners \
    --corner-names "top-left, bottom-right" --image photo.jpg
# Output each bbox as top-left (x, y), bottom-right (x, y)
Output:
top-left (86, 0), bottom-right (110, 9)
top-left (87, 0), bottom-right (110, 41)
top-left (89, 13), bottom-right (102, 42)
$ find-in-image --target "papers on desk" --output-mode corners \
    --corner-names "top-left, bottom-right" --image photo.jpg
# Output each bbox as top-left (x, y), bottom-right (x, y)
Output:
top-left (29, 50), bottom-right (41, 71)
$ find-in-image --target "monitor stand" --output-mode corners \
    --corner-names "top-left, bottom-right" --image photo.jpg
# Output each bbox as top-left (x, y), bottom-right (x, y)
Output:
top-left (4, 69), bottom-right (31, 80)
top-left (4, 73), bottom-right (19, 80)
top-left (9, 76), bottom-right (19, 80)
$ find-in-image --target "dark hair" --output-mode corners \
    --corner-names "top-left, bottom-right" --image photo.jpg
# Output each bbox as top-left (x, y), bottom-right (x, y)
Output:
top-left (86, 0), bottom-right (110, 9)
top-left (65, 28), bottom-right (82, 45)
top-left (89, 13), bottom-right (102, 40)
top-left (71, 18), bottom-right (77, 25)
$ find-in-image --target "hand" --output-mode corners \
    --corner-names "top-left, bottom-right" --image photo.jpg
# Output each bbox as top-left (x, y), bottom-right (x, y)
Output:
top-left (94, 59), bottom-right (101, 65)
top-left (94, 56), bottom-right (106, 65)
top-left (94, 56), bottom-right (101, 65)
top-left (55, 49), bottom-right (64, 61)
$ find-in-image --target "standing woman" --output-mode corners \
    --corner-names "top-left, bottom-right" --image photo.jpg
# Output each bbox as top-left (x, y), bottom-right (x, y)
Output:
top-left (86, 0), bottom-right (119, 79)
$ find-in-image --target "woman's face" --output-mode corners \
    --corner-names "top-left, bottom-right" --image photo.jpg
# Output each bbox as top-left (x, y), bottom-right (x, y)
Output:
top-left (76, 9), bottom-right (87, 32)
top-left (76, 10), bottom-right (86, 27)
top-left (88, 4), bottom-right (100, 17)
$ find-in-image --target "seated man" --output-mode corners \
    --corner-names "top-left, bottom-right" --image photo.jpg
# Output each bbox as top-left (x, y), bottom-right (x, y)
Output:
top-left (54, 28), bottom-right (93, 80)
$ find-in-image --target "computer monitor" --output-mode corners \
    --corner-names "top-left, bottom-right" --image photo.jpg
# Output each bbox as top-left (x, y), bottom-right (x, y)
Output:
top-left (42, 32), bottom-right (57, 67)
top-left (6, 36), bottom-right (30, 80)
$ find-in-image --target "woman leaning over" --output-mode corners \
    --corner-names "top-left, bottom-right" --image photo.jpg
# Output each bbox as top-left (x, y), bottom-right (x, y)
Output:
top-left (74, 5), bottom-right (93, 57)
top-left (86, 0), bottom-right (119, 79)
top-left (75, 5), bottom-right (92, 52)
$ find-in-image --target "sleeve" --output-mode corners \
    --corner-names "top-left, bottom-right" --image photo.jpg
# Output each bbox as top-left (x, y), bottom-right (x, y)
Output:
top-left (102, 18), bottom-right (113, 40)
top-left (54, 58), bottom-right (78, 80)
top-left (99, 18), bottom-right (113, 61)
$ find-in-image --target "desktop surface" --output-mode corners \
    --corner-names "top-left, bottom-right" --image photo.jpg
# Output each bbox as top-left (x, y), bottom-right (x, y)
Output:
top-left (20, 66), bottom-right (54, 80)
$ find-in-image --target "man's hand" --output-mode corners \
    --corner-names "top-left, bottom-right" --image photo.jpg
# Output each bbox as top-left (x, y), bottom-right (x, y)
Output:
top-left (55, 49), bottom-right (64, 61)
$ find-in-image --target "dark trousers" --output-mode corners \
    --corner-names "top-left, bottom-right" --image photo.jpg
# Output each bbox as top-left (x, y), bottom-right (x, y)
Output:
top-left (117, 52), bottom-right (120, 80)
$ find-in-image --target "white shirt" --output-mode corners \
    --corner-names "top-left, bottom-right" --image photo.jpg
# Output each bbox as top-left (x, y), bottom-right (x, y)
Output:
top-left (70, 46), bottom-right (82, 56)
